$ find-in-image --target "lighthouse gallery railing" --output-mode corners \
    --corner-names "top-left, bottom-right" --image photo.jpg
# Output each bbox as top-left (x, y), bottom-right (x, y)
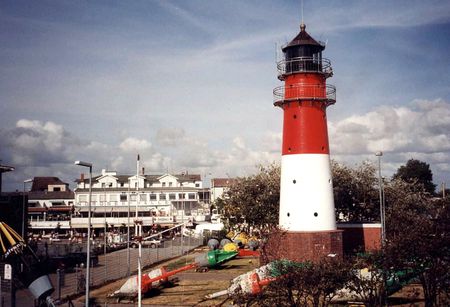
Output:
top-left (277, 56), bottom-right (333, 79)
top-left (273, 84), bottom-right (336, 106)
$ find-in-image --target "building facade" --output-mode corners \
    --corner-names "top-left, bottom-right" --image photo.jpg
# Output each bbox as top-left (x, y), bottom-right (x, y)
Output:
top-left (28, 177), bottom-right (74, 235)
top-left (72, 170), bottom-right (209, 232)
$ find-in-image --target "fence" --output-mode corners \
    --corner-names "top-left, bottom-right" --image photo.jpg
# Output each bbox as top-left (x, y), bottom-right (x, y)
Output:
top-left (56, 235), bottom-right (203, 301)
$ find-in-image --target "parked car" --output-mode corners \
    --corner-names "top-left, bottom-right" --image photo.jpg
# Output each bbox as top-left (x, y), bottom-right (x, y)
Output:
top-left (130, 236), bottom-right (163, 248)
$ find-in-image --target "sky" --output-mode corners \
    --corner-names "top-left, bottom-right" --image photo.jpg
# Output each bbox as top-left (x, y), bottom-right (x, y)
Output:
top-left (1, 0), bottom-right (449, 191)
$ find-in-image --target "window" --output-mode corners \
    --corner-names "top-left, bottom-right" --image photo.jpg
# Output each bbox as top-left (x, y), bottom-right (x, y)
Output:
top-left (102, 183), bottom-right (106, 188)
top-left (195, 183), bottom-right (200, 187)
top-left (162, 182), bottom-right (166, 187)
top-left (79, 195), bottom-right (87, 202)
top-left (53, 187), bottom-right (61, 191)
top-left (130, 194), bottom-right (137, 201)
top-left (149, 194), bottom-right (157, 201)
top-left (169, 193), bottom-right (176, 200)
top-left (110, 195), bottom-right (118, 201)
top-left (140, 194), bottom-right (147, 202)
top-left (188, 193), bottom-right (196, 200)
top-left (179, 193), bottom-right (185, 199)
top-left (160, 193), bottom-right (166, 200)
top-left (120, 194), bottom-right (127, 202)
top-left (169, 182), bottom-right (173, 187)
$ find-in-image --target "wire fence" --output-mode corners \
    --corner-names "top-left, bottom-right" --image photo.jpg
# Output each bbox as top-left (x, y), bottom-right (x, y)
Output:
top-left (38, 237), bottom-right (204, 300)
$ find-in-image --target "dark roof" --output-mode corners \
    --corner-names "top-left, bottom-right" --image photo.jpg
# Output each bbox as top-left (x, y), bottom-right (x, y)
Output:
top-left (282, 23), bottom-right (324, 51)
top-left (31, 177), bottom-right (69, 192)
top-left (28, 190), bottom-right (74, 200)
top-left (212, 178), bottom-right (236, 188)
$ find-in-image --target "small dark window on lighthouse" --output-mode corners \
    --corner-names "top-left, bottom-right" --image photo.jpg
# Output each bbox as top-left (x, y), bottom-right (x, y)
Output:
top-left (314, 212), bottom-right (318, 217)
top-left (287, 212), bottom-right (290, 217)
top-left (293, 179), bottom-right (296, 184)
top-left (293, 114), bottom-right (297, 119)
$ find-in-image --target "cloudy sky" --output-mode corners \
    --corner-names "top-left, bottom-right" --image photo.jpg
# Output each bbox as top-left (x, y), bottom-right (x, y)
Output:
top-left (1, 0), bottom-right (449, 191)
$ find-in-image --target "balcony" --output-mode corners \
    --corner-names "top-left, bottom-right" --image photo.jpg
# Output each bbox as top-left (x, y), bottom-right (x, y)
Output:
top-left (273, 84), bottom-right (336, 107)
top-left (277, 57), bottom-right (333, 80)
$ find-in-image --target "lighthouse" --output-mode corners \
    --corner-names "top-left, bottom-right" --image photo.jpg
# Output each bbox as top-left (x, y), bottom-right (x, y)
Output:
top-left (273, 23), bottom-right (342, 262)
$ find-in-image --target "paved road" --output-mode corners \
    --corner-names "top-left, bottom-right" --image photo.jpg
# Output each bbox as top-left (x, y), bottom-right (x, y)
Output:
top-left (14, 236), bottom-right (203, 306)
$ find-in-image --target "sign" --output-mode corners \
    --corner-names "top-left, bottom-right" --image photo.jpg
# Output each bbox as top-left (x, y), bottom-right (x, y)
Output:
top-left (4, 264), bottom-right (12, 280)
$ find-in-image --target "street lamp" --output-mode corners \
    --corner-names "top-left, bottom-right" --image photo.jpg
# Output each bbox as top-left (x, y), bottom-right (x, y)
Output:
top-left (74, 160), bottom-right (92, 306)
top-left (22, 179), bottom-right (33, 240)
top-left (375, 152), bottom-right (386, 246)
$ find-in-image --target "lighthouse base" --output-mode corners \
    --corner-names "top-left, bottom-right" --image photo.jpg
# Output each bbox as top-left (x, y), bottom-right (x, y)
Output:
top-left (264, 230), bottom-right (343, 263)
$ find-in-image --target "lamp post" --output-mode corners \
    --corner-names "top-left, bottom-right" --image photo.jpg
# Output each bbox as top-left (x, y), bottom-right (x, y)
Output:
top-left (75, 160), bottom-right (92, 307)
top-left (22, 178), bottom-right (33, 240)
top-left (375, 152), bottom-right (386, 246)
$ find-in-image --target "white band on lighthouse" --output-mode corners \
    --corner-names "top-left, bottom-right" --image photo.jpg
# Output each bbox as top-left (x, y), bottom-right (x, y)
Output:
top-left (279, 153), bottom-right (336, 232)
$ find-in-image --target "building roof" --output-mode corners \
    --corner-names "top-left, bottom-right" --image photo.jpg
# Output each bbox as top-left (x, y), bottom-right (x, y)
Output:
top-left (282, 23), bottom-right (324, 51)
top-left (75, 173), bottom-right (201, 184)
top-left (31, 177), bottom-right (69, 192)
top-left (28, 190), bottom-right (74, 200)
top-left (211, 178), bottom-right (236, 188)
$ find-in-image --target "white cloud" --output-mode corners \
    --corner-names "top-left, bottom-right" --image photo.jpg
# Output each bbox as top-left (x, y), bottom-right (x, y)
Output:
top-left (1, 98), bottom-right (449, 191)
top-left (330, 99), bottom-right (450, 184)
top-left (119, 137), bottom-right (152, 152)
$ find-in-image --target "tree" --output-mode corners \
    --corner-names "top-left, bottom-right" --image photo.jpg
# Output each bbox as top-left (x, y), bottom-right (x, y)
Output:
top-left (332, 160), bottom-right (379, 222)
top-left (393, 159), bottom-right (436, 194)
top-left (384, 179), bottom-right (450, 307)
top-left (234, 258), bottom-right (351, 307)
top-left (222, 163), bottom-right (280, 234)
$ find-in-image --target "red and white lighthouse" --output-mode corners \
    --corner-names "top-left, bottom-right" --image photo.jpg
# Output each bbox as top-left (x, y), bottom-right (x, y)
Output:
top-left (273, 23), bottom-right (342, 262)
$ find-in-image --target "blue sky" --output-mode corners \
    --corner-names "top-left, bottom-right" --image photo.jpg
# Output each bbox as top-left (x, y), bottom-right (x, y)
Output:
top-left (1, 0), bottom-right (449, 191)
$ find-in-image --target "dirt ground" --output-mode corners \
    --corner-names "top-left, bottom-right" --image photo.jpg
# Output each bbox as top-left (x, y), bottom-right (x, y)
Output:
top-left (73, 248), bottom-right (428, 307)
top-left (77, 247), bottom-right (259, 306)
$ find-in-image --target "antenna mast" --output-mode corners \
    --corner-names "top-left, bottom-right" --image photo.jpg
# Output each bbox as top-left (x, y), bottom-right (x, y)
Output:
top-left (301, 0), bottom-right (304, 25)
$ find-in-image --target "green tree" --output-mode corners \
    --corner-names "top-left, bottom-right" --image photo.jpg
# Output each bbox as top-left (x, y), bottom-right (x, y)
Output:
top-left (393, 159), bottom-right (436, 194)
top-left (384, 179), bottom-right (450, 307)
top-left (222, 163), bottom-right (280, 234)
top-left (235, 258), bottom-right (351, 307)
top-left (332, 160), bottom-right (379, 222)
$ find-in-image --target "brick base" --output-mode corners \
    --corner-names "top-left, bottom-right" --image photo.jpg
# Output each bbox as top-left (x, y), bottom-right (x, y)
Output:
top-left (264, 230), bottom-right (343, 263)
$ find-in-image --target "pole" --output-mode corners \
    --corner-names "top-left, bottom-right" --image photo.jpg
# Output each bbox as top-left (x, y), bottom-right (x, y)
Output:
top-left (104, 188), bottom-right (107, 283)
top-left (86, 165), bottom-right (92, 306)
top-left (22, 179), bottom-right (33, 240)
top-left (127, 180), bottom-right (130, 277)
top-left (22, 182), bottom-right (26, 240)
top-left (136, 155), bottom-right (142, 307)
top-left (376, 152), bottom-right (385, 246)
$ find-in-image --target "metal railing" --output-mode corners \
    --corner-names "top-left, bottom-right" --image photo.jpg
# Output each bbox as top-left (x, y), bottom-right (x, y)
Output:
top-left (277, 57), bottom-right (333, 79)
top-left (273, 84), bottom-right (336, 106)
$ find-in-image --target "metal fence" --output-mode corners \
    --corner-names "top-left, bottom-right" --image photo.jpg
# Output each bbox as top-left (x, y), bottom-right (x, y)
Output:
top-left (15, 235), bottom-right (204, 305)
top-left (57, 236), bottom-right (203, 300)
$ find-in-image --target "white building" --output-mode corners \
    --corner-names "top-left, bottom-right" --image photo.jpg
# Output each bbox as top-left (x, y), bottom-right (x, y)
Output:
top-left (210, 178), bottom-right (236, 203)
top-left (72, 170), bottom-right (209, 232)
top-left (27, 177), bottom-right (74, 234)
